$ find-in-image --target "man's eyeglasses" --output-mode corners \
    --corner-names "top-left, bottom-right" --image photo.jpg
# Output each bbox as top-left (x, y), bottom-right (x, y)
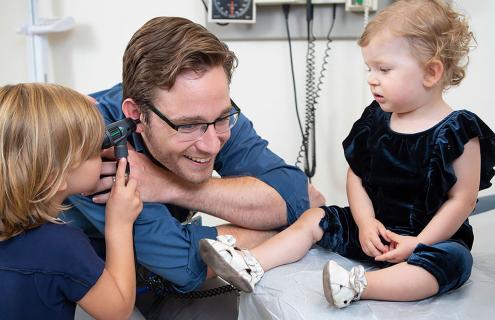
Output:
top-left (144, 100), bottom-right (241, 142)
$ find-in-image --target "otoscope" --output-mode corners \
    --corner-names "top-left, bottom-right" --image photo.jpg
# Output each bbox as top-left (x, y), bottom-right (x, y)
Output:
top-left (102, 118), bottom-right (140, 175)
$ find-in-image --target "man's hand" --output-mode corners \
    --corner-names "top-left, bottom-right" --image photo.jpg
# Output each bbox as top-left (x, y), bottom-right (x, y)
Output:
top-left (124, 148), bottom-right (185, 203)
top-left (84, 146), bottom-right (117, 199)
top-left (308, 184), bottom-right (326, 208)
top-left (88, 146), bottom-right (118, 202)
top-left (92, 145), bottom-right (186, 204)
top-left (375, 230), bottom-right (419, 263)
top-left (358, 218), bottom-right (391, 257)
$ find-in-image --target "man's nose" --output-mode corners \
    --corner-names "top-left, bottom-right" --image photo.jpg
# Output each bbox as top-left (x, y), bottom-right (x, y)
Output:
top-left (195, 124), bottom-right (221, 154)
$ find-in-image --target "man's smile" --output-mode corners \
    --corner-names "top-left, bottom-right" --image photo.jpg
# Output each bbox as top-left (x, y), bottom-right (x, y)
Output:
top-left (184, 155), bottom-right (211, 164)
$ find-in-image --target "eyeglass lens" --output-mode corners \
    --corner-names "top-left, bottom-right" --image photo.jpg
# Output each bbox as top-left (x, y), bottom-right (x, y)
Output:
top-left (176, 112), bottom-right (239, 141)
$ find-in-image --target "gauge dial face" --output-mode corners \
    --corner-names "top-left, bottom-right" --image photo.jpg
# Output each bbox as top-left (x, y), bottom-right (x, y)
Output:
top-left (211, 0), bottom-right (254, 22)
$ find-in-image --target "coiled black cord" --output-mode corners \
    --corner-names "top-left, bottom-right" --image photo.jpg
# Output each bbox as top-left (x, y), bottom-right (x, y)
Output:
top-left (316, 5), bottom-right (337, 99)
top-left (294, 4), bottom-right (338, 180)
top-left (301, 21), bottom-right (317, 179)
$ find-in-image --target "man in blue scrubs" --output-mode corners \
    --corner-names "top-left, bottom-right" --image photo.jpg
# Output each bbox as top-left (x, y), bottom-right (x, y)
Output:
top-left (64, 16), bottom-right (324, 318)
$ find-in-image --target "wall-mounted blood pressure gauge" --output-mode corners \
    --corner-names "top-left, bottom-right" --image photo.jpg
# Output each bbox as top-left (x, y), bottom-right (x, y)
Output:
top-left (208, 0), bottom-right (256, 23)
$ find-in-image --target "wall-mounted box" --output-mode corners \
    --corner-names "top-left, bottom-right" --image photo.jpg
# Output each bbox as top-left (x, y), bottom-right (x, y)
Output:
top-left (206, 0), bottom-right (391, 41)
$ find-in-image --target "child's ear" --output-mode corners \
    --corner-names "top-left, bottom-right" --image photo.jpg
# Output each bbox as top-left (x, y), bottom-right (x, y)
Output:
top-left (58, 179), bottom-right (68, 192)
top-left (122, 98), bottom-right (143, 133)
top-left (423, 59), bottom-right (444, 88)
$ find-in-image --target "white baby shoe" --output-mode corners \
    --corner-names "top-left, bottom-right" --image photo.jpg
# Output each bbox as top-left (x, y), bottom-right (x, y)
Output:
top-left (199, 235), bottom-right (264, 292)
top-left (322, 260), bottom-right (367, 308)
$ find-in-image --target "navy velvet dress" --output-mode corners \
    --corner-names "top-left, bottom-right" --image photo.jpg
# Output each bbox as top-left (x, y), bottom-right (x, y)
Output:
top-left (345, 101), bottom-right (495, 246)
top-left (317, 101), bottom-right (495, 293)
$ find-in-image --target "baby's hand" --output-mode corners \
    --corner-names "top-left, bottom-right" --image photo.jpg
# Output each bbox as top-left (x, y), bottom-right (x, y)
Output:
top-left (374, 230), bottom-right (419, 263)
top-left (105, 158), bottom-right (143, 226)
top-left (358, 218), bottom-right (391, 257)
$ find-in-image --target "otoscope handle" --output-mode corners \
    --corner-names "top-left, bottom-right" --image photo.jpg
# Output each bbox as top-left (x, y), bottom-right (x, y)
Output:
top-left (114, 142), bottom-right (128, 159)
top-left (114, 142), bottom-right (130, 175)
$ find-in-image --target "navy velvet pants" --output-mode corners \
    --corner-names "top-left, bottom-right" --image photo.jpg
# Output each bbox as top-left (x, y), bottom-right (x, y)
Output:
top-left (316, 206), bottom-right (473, 295)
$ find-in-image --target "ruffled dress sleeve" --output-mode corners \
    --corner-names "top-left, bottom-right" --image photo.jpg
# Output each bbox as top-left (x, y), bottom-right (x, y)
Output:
top-left (425, 110), bottom-right (495, 214)
top-left (342, 101), bottom-right (379, 178)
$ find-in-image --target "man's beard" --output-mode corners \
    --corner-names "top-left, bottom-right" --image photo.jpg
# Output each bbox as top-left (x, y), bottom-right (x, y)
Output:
top-left (142, 127), bottom-right (213, 185)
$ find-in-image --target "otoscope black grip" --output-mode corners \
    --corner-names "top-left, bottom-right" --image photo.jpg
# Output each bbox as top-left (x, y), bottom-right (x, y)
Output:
top-left (102, 118), bottom-right (138, 150)
top-left (102, 118), bottom-right (139, 176)
top-left (115, 142), bottom-right (130, 176)
top-left (114, 142), bottom-right (129, 159)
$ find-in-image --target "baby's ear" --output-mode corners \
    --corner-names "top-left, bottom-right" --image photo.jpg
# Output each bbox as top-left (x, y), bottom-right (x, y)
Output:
top-left (423, 59), bottom-right (444, 88)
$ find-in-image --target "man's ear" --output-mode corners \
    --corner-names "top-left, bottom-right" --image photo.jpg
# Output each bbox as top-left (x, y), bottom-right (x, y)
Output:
top-left (122, 98), bottom-right (144, 133)
top-left (423, 59), bottom-right (444, 88)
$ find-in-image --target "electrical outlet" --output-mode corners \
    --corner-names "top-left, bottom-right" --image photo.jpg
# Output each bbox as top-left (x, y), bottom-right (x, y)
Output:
top-left (345, 0), bottom-right (378, 11)
top-left (256, 0), bottom-right (345, 5)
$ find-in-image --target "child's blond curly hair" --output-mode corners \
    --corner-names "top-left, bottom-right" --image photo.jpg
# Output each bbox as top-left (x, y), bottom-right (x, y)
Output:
top-left (359, 0), bottom-right (475, 89)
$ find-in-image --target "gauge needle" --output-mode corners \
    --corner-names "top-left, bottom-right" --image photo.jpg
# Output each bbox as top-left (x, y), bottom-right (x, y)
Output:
top-left (230, 0), bottom-right (234, 16)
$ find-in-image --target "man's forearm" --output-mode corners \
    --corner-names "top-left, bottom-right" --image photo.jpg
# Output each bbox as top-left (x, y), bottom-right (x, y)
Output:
top-left (170, 176), bottom-right (287, 230)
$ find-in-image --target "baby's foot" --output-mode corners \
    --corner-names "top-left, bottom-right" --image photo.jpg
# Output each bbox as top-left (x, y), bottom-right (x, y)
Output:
top-left (322, 260), bottom-right (367, 308)
top-left (199, 235), bottom-right (264, 292)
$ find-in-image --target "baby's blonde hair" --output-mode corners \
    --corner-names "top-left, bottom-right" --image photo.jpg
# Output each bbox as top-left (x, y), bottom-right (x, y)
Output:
top-left (0, 83), bottom-right (104, 238)
top-left (358, 0), bottom-right (475, 89)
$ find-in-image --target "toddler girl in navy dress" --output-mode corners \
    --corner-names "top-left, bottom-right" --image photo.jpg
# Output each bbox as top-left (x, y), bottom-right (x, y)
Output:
top-left (199, 0), bottom-right (495, 308)
top-left (0, 84), bottom-right (142, 319)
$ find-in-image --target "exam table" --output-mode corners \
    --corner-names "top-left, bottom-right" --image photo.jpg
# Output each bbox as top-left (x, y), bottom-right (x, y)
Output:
top-left (238, 202), bottom-right (495, 320)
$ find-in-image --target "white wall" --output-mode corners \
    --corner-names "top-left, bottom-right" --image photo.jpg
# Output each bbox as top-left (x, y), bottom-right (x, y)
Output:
top-left (1, 0), bottom-right (494, 203)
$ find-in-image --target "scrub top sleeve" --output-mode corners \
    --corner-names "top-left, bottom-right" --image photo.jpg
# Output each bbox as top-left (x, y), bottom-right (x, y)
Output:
top-left (215, 112), bottom-right (309, 225)
top-left (90, 83), bottom-right (125, 124)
